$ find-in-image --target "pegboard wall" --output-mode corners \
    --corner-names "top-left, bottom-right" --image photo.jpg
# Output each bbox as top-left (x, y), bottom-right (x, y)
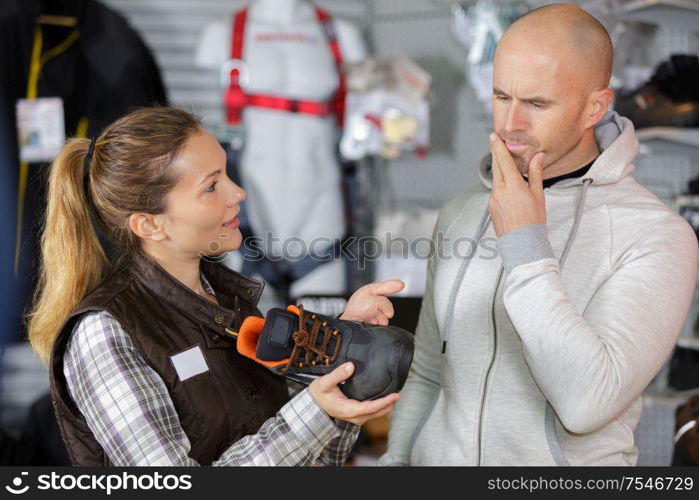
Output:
top-left (635, 396), bottom-right (681, 466)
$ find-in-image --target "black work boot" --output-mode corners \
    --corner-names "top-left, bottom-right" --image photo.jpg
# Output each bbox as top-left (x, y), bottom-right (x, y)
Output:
top-left (236, 305), bottom-right (414, 401)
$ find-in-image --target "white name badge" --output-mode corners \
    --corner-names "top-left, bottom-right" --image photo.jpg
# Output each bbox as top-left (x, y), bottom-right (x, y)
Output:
top-left (16, 97), bottom-right (65, 163)
top-left (169, 345), bottom-right (210, 382)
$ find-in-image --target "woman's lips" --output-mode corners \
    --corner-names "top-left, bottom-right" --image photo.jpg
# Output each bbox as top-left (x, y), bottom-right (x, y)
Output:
top-left (222, 217), bottom-right (240, 229)
top-left (505, 141), bottom-right (528, 153)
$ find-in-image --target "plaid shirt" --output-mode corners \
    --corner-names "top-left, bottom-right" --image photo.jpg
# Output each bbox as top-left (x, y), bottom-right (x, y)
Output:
top-left (63, 275), bottom-right (359, 466)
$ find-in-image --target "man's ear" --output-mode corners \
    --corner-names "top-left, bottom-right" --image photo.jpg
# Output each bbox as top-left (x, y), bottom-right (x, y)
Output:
top-left (128, 213), bottom-right (166, 242)
top-left (585, 87), bottom-right (614, 129)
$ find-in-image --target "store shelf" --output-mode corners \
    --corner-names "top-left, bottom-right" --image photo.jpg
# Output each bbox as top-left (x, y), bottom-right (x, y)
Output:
top-left (636, 127), bottom-right (699, 158)
top-left (642, 392), bottom-right (698, 405)
top-left (644, 373), bottom-right (699, 402)
top-left (636, 127), bottom-right (699, 147)
top-left (677, 335), bottom-right (699, 350)
top-left (622, 0), bottom-right (699, 31)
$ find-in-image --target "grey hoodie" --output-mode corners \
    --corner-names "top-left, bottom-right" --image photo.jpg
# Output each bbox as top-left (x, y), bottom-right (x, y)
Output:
top-left (380, 112), bottom-right (699, 466)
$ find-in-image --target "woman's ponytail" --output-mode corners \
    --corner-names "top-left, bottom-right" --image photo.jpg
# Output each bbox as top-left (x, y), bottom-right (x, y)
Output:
top-left (28, 138), bottom-right (109, 365)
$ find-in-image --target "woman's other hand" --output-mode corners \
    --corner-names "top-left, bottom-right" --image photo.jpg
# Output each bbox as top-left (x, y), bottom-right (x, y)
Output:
top-left (309, 362), bottom-right (399, 425)
top-left (340, 280), bottom-right (405, 325)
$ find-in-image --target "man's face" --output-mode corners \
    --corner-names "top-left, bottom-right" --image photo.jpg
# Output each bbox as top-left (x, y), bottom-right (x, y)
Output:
top-left (492, 37), bottom-right (589, 175)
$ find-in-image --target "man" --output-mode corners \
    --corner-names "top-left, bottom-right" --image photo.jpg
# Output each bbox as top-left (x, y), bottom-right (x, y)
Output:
top-left (380, 3), bottom-right (698, 466)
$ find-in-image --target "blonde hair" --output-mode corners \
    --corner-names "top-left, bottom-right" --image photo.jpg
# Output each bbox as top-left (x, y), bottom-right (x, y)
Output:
top-left (28, 107), bottom-right (200, 365)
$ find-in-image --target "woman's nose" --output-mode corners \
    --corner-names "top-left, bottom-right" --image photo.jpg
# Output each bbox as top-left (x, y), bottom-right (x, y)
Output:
top-left (230, 182), bottom-right (246, 205)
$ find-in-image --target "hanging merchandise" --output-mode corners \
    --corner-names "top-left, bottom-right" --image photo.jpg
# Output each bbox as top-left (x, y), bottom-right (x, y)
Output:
top-left (15, 97), bottom-right (65, 163)
top-left (673, 395), bottom-right (699, 465)
top-left (194, 0), bottom-right (368, 301)
top-left (340, 55), bottom-right (431, 161)
top-left (0, 85), bottom-right (22, 352)
top-left (451, 0), bottom-right (529, 112)
top-left (615, 54), bottom-right (699, 129)
top-left (219, 5), bottom-right (346, 151)
top-left (605, 19), bottom-right (657, 91)
top-left (0, 0), bottom-right (167, 344)
top-left (2, 0), bottom-right (167, 141)
top-left (669, 344), bottom-right (699, 391)
top-left (577, 0), bottom-right (660, 92)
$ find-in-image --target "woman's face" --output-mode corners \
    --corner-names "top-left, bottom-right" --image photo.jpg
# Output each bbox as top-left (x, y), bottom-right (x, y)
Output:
top-left (159, 128), bottom-right (246, 258)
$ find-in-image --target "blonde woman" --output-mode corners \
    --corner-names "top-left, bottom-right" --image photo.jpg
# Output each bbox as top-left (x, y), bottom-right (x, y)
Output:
top-left (28, 107), bottom-right (401, 466)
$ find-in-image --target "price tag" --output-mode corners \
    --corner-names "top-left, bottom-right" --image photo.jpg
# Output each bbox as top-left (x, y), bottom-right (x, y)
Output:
top-left (16, 97), bottom-right (65, 163)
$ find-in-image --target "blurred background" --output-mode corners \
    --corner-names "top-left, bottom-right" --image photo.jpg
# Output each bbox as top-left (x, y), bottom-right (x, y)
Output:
top-left (0, 0), bottom-right (698, 466)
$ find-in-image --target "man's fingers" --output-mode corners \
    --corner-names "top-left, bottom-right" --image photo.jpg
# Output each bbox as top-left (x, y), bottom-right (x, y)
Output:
top-left (528, 152), bottom-right (545, 201)
top-left (490, 151), bottom-right (504, 188)
top-left (366, 279), bottom-right (405, 296)
top-left (490, 132), bottom-right (522, 185)
top-left (317, 362), bottom-right (354, 390)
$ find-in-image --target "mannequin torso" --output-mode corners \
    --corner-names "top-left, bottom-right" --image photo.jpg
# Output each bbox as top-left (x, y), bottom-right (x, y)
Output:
top-left (195, 0), bottom-right (366, 296)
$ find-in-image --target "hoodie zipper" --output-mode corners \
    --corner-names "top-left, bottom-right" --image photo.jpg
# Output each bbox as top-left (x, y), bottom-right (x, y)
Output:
top-left (404, 211), bottom-right (491, 463)
top-left (405, 207), bottom-right (493, 463)
top-left (476, 265), bottom-right (503, 465)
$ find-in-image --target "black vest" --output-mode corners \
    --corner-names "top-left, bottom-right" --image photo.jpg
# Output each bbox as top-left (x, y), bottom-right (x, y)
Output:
top-left (49, 254), bottom-right (289, 465)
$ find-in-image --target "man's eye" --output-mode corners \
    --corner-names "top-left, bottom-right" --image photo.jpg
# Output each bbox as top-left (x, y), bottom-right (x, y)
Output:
top-left (206, 182), bottom-right (217, 193)
top-left (531, 102), bottom-right (546, 109)
top-left (495, 95), bottom-right (510, 101)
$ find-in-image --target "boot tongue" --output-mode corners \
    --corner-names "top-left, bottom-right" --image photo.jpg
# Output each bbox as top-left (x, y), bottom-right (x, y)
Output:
top-left (256, 308), bottom-right (299, 361)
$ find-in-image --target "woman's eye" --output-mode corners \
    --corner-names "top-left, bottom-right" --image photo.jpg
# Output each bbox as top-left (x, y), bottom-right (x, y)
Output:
top-left (206, 182), bottom-right (217, 193)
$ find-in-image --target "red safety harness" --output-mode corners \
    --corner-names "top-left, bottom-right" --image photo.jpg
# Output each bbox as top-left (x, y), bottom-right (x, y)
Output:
top-left (225, 6), bottom-right (346, 127)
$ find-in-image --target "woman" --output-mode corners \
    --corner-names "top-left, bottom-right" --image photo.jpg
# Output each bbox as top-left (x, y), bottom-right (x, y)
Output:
top-left (28, 107), bottom-right (401, 466)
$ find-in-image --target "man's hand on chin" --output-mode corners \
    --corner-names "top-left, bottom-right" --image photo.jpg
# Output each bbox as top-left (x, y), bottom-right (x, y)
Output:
top-left (488, 132), bottom-right (546, 238)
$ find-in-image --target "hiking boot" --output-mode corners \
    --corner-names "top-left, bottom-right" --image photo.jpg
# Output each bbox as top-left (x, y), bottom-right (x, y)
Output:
top-left (236, 305), bottom-right (414, 401)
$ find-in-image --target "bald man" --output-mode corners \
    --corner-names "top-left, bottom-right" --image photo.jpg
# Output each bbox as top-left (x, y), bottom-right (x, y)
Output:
top-left (381, 4), bottom-right (698, 466)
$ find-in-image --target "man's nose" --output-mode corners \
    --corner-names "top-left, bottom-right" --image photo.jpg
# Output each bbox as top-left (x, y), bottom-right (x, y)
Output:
top-left (504, 101), bottom-right (526, 132)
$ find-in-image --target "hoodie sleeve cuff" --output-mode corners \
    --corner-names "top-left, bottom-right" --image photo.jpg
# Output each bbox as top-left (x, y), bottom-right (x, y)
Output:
top-left (497, 224), bottom-right (555, 274)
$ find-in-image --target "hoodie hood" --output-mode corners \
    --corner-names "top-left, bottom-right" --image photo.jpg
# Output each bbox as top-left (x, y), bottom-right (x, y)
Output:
top-left (477, 112), bottom-right (640, 190)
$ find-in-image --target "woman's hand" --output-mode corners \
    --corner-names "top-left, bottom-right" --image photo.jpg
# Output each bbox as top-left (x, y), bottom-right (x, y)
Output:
top-left (309, 362), bottom-right (399, 425)
top-left (340, 280), bottom-right (405, 325)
